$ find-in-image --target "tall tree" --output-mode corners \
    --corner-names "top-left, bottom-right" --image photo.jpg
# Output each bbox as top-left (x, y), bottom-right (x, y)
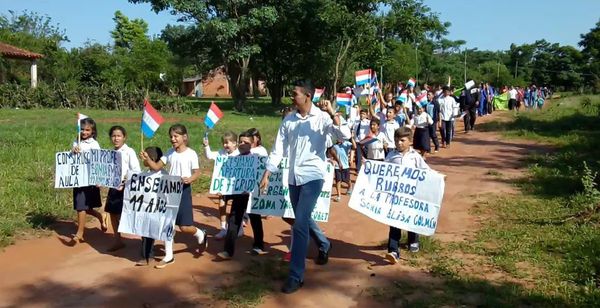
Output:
top-left (130, 0), bottom-right (278, 110)
top-left (110, 10), bottom-right (149, 50)
top-left (579, 20), bottom-right (600, 92)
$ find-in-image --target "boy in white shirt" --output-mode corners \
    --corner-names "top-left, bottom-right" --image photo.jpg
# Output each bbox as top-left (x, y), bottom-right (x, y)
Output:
top-left (385, 127), bottom-right (430, 264)
top-left (380, 108), bottom-right (400, 156)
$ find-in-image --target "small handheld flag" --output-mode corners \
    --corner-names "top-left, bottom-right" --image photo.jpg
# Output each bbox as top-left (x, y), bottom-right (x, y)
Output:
top-left (407, 78), bottom-right (416, 88)
top-left (313, 88), bottom-right (325, 103)
top-left (204, 102), bottom-right (223, 129)
top-left (355, 69), bottom-right (372, 86)
top-left (77, 112), bottom-right (89, 144)
top-left (336, 93), bottom-right (352, 107)
top-left (398, 90), bottom-right (408, 103)
top-left (415, 92), bottom-right (428, 107)
top-left (77, 112), bottom-right (88, 134)
top-left (141, 99), bottom-right (164, 138)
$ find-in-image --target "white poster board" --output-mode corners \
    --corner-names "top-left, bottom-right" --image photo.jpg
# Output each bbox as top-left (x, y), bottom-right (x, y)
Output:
top-left (54, 149), bottom-right (122, 188)
top-left (209, 155), bottom-right (259, 195)
top-left (118, 172), bottom-right (183, 241)
top-left (348, 160), bottom-right (445, 235)
top-left (247, 158), bottom-right (334, 222)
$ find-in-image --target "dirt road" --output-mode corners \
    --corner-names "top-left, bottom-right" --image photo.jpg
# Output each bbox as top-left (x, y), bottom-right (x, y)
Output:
top-left (0, 112), bottom-right (536, 307)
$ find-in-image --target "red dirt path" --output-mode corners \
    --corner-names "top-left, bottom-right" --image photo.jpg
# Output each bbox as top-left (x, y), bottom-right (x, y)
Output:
top-left (0, 112), bottom-right (542, 307)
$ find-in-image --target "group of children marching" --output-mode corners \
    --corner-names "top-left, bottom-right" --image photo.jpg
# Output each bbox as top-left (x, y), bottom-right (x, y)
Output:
top-left (71, 116), bottom-right (280, 268)
top-left (69, 82), bottom-right (453, 268)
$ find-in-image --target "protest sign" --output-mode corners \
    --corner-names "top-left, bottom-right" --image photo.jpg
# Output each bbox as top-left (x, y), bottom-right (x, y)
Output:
top-left (54, 149), bottom-right (122, 188)
top-left (348, 160), bottom-right (445, 236)
top-left (118, 172), bottom-right (183, 241)
top-left (209, 155), bottom-right (259, 195)
top-left (247, 158), bottom-right (334, 222)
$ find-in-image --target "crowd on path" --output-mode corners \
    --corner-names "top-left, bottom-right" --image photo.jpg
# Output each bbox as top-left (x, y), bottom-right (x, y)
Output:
top-left (63, 78), bottom-right (549, 295)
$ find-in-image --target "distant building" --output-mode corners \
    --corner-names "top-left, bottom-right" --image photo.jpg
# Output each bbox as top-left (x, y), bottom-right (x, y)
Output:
top-left (182, 66), bottom-right (267, 97)
top-left (0, 42), bottom-right (44, 88)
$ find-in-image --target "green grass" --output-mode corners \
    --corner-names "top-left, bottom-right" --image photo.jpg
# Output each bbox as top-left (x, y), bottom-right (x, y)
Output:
top-left (212, 258), bottom-right (288, 307)
top-left (0, 99), bottom-right (284, 246)
top-left (370, 95), bottom-right (600, 306)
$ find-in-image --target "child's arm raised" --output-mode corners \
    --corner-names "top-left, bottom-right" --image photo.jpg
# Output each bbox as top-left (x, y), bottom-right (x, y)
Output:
top-left (139, 151), bottom-right (165, 171)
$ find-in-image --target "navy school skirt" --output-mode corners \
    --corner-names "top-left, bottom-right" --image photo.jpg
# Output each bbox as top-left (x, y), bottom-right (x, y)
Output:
top-left (105, 188), bottom-right (124, 214)
top-left (176, 184), bottom-right (194, 226)
top-left (73, 186), bottom-right (102, 211)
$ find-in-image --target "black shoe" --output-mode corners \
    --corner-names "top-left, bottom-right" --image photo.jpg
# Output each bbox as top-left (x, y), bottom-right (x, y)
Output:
top-left (316, 243), bottom-right (332, 265)
top-left (281, 278), bottom-right (304, 294)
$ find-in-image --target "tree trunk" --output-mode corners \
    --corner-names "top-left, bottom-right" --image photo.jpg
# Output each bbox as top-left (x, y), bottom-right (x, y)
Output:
top-left (267, 76), bottom-right (283, 106)
top-left (226, 58), bottom-right (250, 112)
top-left (333, 39), bottom-right (352, 98)
top-left (251, 76), bottom-right (260, 99)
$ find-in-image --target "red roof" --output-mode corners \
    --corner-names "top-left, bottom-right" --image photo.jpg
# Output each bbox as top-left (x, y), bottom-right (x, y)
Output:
top-left (0, 42), bottom-right (44, 60)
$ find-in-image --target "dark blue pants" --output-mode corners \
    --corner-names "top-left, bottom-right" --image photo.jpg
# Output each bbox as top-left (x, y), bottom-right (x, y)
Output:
top-left (288, 179), bottom-right (330, 282)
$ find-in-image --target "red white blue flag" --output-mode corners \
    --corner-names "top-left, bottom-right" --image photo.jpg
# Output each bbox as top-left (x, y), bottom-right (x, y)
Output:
top-left (141, 99), bottom-right (164, 138)
top-left (407, 78), bottom-right (416, 88)
top-left (355, 69), bottom-right (372, 86)
top-left (313, 88), bottom-right (325, 103)
top-left (204, 102), bottom-right (223, 129)
top-left (336, 93), bottom-right (352, 107)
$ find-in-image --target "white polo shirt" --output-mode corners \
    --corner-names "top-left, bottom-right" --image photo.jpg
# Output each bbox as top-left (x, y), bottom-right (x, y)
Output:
top-left (267, 105), bottom-right (351, 185)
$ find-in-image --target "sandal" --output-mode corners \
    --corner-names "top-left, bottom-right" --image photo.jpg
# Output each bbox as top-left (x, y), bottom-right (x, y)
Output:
top-left (71, 234), bottom-right (85, 244)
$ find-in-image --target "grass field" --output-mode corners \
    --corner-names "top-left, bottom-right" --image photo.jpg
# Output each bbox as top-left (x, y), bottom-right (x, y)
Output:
top-left (0, 98), bottom-right (286, 246)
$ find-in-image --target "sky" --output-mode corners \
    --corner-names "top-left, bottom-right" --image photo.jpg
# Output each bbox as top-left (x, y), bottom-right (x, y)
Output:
top-left (1, 0), bottom-right (599, 51)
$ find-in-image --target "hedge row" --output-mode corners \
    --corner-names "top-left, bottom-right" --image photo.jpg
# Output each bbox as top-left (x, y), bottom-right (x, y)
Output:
top-left (0, 82), bottom-right (198, 113)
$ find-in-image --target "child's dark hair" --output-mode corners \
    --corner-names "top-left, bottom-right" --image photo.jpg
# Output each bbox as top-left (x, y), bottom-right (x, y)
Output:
top-left (247, 128), bottom-right (262, 146)
top-left (239, 130), bottom-right (254, 141)
top-left (370, 117), bottom-right (380, 126)
top-left (145, 146), bottom-right (163, 163)
top-left (80, 118), bottom-right (97, 139)
top-left (108, 125), bottom-right (127, 137)
top-left (394, 126), bottom-right (413, 141)
top-left (169, 124), bottom-right (188, 145)
top-left (222, 131), bottom-right (237, 143)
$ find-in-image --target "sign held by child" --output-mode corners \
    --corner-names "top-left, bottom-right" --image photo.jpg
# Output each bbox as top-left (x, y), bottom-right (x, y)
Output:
top-left (119, 171), bottom-right (183, 241)
top-left (248, 158), bottom-right (334, 222)
top-left (55, 149), bottom-right (122, 188)
top-left (348, 160), bottom-right (445, 235)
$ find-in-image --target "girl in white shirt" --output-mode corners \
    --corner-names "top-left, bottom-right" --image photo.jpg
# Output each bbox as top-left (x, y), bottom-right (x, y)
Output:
top-left (141, 124), bottom-right (207, 269)
top-left (71, 117), bottom-right (107, 244)
top-left (203, 131), bottom-right (240, 239)
top-left (105, 126), bottom-right (141, 252)
top-left (413, 104), bottom-right (434, 158)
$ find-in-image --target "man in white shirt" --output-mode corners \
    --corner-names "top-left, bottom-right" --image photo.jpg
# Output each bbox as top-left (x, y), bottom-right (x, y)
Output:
top-left (508, 86), bottom-right (518, 111)
top-left (438, 86), bottom-right (459, 148)
top-left (260, 80), bottom-right (351, 294)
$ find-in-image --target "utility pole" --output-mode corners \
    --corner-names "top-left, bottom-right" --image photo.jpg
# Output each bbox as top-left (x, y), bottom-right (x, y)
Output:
top-left (415, 42), bottom-right (419, 87)
top-left (463, 49), bottom-right (467, 83)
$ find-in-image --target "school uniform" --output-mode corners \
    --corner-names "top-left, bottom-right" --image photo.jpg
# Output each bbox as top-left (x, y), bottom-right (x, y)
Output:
top-left (413, 112), bottom-right (433, 152)
top-left (72, 138), bottom-right (101, 211)
top-left (425, 100), bottom-right (440, 151)
top-left (105, 144), bottom-right (141, 214)
top-left (352, 119), bottom-right (371, 170)
top-left (248, 147), bottom-right (269, 251)
top-left (333, 141), bottom-right (352, 182)
top-left (161, 147), bottom-right (199, 226)
top-left (438, 95), bottom-right (459, 145)
top-left (364, 132), bottom-right (386, 161)
top-left (380, 120), bottom-right (400, 156)
top-left (385, 148), bottom-right (430, 254)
